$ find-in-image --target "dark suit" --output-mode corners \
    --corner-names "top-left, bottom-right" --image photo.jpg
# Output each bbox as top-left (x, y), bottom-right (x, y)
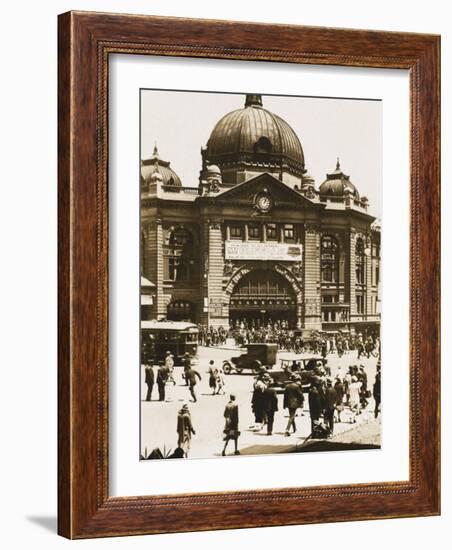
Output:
top-left (262, 387), bottom-right (278, 435)
top-left (157, 366), bottom-right (168, 402)
top-left (145, 365), bottom-right (154, 401)
top-left (323, 386), bottom-right (337, 434)
top-left (185, 368), bottom-right (201, 402)
top-left (308, 387), bottom-right (322, 432)
top-left (283, 382), bottom-right (304, 434)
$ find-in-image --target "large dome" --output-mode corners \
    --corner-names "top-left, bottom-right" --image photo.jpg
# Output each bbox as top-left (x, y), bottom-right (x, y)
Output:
top-left (204, 95), bottom-right (305, 179)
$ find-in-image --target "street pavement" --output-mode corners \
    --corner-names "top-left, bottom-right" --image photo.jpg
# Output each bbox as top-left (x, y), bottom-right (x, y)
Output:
top-left (140, 345), bottom-right (380, 459)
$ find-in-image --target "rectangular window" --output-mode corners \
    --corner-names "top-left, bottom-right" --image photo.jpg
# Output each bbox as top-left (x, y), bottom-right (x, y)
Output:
top-left (283, 224), bottom-right (294, 241)
top-left (230, 225), bottom-right (242, 239)
top-left (356, 295), bottom-right (364, 315)
top-left (248, 224), bottom-right (261, 240)
top-left (266, 223), bottom-right (277, 240)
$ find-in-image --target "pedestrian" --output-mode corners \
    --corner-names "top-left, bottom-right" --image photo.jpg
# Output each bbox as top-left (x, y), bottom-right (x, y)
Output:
top-left (185, 365), bottom-right (202, 402)
top-left (207, 360), bottom-right (217, 395)
top-left (324, 378), bottom-right (337, 436)
top-left (373, 364), bottom-right (381, 418)
top-left (348, 375), bottom-right (362, 422)
top-left (334, 376), bottom-right (345, 422)
top-left (358, 365), bottom-right (368, 408)
top-left (176, 403), bottom-right (196, 457)
top-left (283, 374), bottom-right (304, 436)
top-left (251, 375), bottom-right (266, 430)
top-left (308, 382), bottom-right (323, 433)
top-left (156, 363), bottom-right (168, 402)
top-left (262, 376), bottom-right (278, 435)
top-left (222, 394), bottom-right (240, 456)
top-left (164, 351), bottom-right (175, 402)
top-left (144, 363), bottom-right (154, 401)
top-left (215, 365), bottom-right (225, 395)
top-left (182, 352), bottom-right (191, 386)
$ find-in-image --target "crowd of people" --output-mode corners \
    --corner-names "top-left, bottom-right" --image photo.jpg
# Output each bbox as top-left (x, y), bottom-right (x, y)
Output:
top-left (197, 320), bottom-right (380, 359)
top-left (143, 346), bottom-right (381, 458)
top-left (249, 361), bottom-right (381, 440)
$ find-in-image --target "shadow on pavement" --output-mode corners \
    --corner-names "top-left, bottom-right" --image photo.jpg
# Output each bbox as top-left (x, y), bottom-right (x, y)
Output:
top-left (294, 440), bottom-right (381, 452)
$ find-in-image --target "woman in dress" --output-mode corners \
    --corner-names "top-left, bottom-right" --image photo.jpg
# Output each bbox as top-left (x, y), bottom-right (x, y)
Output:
top-left (176, 403), bottom-right (196, 457)
top-left (222, 394), bottom-right (240, 456)
top-left (207, 360), bottom-right (217, 395)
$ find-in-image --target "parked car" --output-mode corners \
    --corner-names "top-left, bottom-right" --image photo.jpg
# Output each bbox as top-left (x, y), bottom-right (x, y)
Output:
top-left (223, 343), bottom-right (278, 374)
top-left (268, 354), bottom-right (330, 391)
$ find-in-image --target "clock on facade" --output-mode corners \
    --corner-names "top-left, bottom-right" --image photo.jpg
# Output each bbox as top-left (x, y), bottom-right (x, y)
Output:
top-left (255, 191), bottom-right (273, 213)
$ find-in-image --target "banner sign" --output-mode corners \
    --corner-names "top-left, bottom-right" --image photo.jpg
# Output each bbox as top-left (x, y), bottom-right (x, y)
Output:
top-left (225, 241), bottom-right (303, 262)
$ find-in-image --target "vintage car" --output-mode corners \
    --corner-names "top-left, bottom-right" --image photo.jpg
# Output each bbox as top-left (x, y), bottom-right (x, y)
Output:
top-left (268, 354), bottom-right (330, 391)
top-left (223, 343), bottom-right (278, 374)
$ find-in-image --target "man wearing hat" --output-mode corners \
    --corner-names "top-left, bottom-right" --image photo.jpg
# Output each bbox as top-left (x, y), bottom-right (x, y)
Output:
top-left (283, 374), bottom-right (304, 436)
top-left (261, 375), bottom-right (279, 435)
top-left (177, 402), bottom-right (196, 457)
top-left (182, 352), bottom-right (191, 386)
top-left (323, 377), bottom-right (337, 436)
top-left (222, 394), bottom-right (240, 456)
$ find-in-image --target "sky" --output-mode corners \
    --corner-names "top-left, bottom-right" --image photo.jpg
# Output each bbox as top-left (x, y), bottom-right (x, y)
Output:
top-left (141, 90), bottom-right (382, 217)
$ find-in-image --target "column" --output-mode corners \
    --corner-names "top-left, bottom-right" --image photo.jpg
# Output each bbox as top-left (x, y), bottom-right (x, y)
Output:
top-left (303, 224), bottom-right (322, 330)
top-left (365, 236), bottom-right (373, 318)
top-left (200, 218), bottom-right (227, 328)
top-left (143, 218), bottom-right (165, 319)
top-left (346, 229), bottom-right (357, 320)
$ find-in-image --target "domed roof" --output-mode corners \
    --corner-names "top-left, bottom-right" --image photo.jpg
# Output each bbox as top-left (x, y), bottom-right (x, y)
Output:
top-left (319, 159), bottom-right (360, 199)
top-left (206, 164), bottom-right (221, 176)
top-left (141, 145), bottom-right (182, 187)
top-left (205, 95), bottom-right (305, 171)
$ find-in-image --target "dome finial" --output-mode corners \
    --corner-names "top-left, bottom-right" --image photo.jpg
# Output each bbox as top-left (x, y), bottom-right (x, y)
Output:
top-left (153, 142), bottom-right (159, 158)
top-left (336, 157), bottom-right (340, 170)
top-left (245, 94), bottom-right (263, 108)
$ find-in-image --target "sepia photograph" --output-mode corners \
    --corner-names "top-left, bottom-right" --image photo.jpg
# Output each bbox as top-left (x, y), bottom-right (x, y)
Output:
top-left (139, 89), bottom-right (382, 460)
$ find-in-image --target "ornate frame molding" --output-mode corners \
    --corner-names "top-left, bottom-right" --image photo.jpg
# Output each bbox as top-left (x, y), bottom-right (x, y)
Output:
top-left (58, 11), bottom-right (440, 538)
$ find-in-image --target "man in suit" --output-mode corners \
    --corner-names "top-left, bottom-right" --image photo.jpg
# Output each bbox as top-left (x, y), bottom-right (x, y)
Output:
top-left (283, 374), bottom-right (304, 436)
top-left (323, 377), bottom-right (337, 436)
top-left (308, 382), bottom-right (323, 433)
top-left (185, 366), bottom-right (202, 402)
top-left (144, 364), bottom-right (154, 401)
top-left (157, 364), bottom-right (169, 402)
top-left (262, 375), bottom-right (279, 435)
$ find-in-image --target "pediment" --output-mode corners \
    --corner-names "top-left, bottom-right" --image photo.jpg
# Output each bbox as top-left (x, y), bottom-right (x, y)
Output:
top-left (210, 173), bottom-right (321, 210)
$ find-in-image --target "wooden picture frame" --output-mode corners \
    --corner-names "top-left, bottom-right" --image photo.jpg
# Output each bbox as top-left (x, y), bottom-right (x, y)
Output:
top-left (58, 11), bottom-right (440, 538)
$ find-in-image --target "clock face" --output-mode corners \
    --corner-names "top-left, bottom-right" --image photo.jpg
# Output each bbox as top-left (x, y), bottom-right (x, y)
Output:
top-left (256, 193), bottom-right (272, 212)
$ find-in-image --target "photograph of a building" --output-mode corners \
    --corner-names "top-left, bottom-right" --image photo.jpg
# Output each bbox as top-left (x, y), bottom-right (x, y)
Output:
top-left (140, 90), bottom-right (382, 460)
top-left (140, 93), bottom-right (381, 334)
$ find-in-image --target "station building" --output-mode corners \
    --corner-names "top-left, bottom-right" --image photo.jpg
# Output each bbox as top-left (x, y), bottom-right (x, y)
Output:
top-left (141, 94), bottom-right (381, 335)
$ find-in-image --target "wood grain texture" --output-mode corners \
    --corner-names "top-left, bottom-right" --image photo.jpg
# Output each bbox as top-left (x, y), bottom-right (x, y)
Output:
top-left (57, 11), bottom-right (440, 539)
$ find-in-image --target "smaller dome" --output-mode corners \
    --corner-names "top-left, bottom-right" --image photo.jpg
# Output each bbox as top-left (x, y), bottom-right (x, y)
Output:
top-left (206, 164), bottom-right (221, 176)
top-left (141, 144), bottom-right (182, 187)
top-left (319, 159), bottom-right (359, 199)
top-left (150, 170), bottom-right (163, 183)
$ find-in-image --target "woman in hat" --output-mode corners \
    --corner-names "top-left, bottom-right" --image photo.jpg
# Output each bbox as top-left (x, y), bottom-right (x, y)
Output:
top-left (222, 394), bottom-right (240, 456)
top-left (176, 403), bottom-right (196, 457)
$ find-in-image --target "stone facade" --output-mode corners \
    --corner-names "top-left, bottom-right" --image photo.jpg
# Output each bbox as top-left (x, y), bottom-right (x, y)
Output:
top-left (140, 94), bottom-right (381, 336)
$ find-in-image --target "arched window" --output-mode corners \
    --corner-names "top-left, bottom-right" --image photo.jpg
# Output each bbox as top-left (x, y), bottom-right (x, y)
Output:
top-left (321, 235), bottom-right (339, 283)
top-left (165, 227), bottom-right (194, 282)
top-left (169, 227), bottom-right (192, 248)
top-left (141, 231), bottom-right (146, 274)
top-left (355, 238), bottom-right (365, 284)
top-left (254, 136), bottom-right (272, 154)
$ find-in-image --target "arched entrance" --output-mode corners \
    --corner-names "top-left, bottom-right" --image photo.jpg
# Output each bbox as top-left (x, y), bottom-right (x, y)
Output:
top-left (229, 269), bottom-right (298, 328)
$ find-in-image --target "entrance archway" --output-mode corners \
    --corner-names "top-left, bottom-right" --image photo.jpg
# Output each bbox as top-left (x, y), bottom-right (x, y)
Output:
top-left (229, 269), bottom-right (297, 328)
